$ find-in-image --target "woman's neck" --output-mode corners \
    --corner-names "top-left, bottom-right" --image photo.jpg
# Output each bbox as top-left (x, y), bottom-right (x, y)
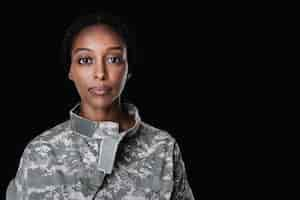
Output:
top-left (79, 101), bottom-right (134, 132)
top-left (80, 101), bottom-right (122, 122)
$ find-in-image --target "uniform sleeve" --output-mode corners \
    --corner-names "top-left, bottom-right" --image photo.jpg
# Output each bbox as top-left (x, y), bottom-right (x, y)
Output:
top-left (171, 142), bottom-right (195, 200)
top-left (6, 141), bottom-right (66, 200)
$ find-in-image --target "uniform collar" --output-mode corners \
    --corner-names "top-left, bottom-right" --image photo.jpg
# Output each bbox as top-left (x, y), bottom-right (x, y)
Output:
top-left (70, 102), bottom-right (141, 139)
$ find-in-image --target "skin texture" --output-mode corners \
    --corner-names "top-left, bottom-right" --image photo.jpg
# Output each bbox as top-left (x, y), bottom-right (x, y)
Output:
top-left (68, 24), bottom-right (134, 131)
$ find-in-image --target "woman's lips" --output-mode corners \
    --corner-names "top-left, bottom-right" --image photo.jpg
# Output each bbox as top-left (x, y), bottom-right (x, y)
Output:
top-left (88, 86), bottom-right (112, 96)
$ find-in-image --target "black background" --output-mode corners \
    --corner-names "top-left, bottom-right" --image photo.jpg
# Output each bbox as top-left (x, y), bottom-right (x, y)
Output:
top-left (0, 2), bottom-right (268, 199)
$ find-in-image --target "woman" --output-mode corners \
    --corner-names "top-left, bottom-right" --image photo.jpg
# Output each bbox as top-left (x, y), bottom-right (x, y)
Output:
top-left (7, 11), bottom-right (194, 200)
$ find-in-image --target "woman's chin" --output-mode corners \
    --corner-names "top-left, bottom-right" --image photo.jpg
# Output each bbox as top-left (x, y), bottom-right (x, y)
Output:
top-left (86, 95), bottom-right (119, 109)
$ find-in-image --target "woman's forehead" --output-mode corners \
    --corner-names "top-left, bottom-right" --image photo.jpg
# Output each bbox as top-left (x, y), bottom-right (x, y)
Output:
top-left (72, 24), bottom-right (126, 48)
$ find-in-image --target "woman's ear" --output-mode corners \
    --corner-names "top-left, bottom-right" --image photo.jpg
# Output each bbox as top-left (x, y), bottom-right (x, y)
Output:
top-left (68, 72), bottom-right (73, 81)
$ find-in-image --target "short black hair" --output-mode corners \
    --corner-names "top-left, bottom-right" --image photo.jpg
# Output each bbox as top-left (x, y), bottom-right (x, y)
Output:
top-left (61, 11), bottom-right (135, 75)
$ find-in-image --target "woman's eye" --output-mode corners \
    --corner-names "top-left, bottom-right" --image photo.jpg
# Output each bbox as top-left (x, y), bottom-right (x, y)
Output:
top-left (78, 57), bottom-right (93, 65)
top-left (107, 56), bottom-right (123, 64)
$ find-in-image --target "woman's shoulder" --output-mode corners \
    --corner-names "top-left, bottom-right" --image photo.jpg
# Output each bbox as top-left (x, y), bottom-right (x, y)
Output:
top-left (14, 120), bottom-right (72, 168)
top-left (24, 120), bottom-right (72, 151)
top-left (137, 121), bottom-right (177, 145)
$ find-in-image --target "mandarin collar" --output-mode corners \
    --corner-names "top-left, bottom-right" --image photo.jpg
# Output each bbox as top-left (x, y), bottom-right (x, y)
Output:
top-left (70, 102), bottom-right (141, 139)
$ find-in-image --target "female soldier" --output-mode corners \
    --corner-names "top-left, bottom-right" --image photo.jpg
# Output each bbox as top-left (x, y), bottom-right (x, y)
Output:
top-left (7, 11), bottom-right (194, 200)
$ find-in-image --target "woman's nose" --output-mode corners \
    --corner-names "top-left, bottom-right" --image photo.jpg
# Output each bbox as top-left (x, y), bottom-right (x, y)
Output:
top-left (94, 62), bottom-right (106, 80)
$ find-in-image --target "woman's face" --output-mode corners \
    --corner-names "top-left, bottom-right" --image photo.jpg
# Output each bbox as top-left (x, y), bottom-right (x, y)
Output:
top-left (69, 24), bottom-right (128, 109)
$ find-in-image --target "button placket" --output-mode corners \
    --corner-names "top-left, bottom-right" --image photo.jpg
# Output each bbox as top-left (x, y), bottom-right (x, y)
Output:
top-left (93, 123), bottom-right (122, 174)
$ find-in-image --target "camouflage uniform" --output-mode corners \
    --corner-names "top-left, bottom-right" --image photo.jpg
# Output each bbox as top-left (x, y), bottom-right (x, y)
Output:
top-left (7, 103), bottom-right (195, 200)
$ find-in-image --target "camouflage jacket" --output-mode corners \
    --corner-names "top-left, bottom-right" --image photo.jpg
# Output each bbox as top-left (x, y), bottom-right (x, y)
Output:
top-left (7, 103), bottom-right (195, 200)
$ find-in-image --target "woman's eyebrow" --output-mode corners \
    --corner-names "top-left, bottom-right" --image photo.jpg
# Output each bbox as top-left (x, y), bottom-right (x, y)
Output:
top-left (72, 48), bottom-right (92, 55)
top-left (106, 46), bottom-right (124, 51)
top-left (73, 46), bottom-right (123, 54)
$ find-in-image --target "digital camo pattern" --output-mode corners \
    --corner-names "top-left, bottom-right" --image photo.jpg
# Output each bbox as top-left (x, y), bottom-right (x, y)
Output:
top-left (7, 103), bottom-right (195, 200)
